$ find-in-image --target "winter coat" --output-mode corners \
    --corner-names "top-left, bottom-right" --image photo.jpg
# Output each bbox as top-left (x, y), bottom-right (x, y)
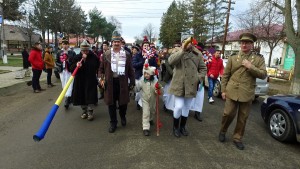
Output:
top-left (70, 51), bottom-right (99, 105)
top-left (132, 52), bottom-right (157, 79)
top-left (159, 56), bottom-right (173, 86)
top-left (43, 49), bottom-right (55, 69)
top-left (28, 47), bottom-right (44, 70)
top-left (206, 55), bottom-right (224, 79)
top-left (221, 51), bottom-right (267, 102)
top-left (22, 49), bottom-right (30, 68)
top-left (168, 47), bottom-right (207, 98)
top-left (56, 49), bottom-right (76, 73)
top-left (98, 50), bottom-right (135, 106)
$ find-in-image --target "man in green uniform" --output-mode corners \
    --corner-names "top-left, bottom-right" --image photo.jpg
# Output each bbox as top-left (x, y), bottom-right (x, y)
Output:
top-left (218, 33), bottom-right (267, 150)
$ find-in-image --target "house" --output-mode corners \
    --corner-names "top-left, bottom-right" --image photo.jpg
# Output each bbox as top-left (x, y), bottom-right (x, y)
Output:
top-left (207, 24), bottom-right (294, 70)
top-left (1, 25), bottom-right (42, 53)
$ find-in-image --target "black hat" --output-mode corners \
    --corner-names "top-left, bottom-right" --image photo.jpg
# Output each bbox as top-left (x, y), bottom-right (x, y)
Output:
top-left (62, 37), bottom-right (69, 44)
top-left (239, 33), bottom-right (257, 43)
top-left (132, 46), bottom-right (140, 51)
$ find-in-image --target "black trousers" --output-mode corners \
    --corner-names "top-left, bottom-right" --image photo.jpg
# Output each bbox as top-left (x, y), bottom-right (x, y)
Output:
top-left (32, 69), bottom-right (42, 90)
top-left (108, 78), bottom-right (128, 127)
top-left (46, 68), bottom-right (53, 85)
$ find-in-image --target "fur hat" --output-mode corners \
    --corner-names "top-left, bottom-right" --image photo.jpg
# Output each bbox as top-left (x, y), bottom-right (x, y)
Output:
top-left (62, 37), bottom-right (69, 44)
top-left (80, 40), bottom-right (90, 51)
top-left (111, 30), bottom-right (122, 41)
top-left (143, 59), bottom-right (156, 76)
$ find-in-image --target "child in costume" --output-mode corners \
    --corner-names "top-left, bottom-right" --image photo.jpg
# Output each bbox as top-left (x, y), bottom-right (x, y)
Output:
top-left (136, 60), bottom-right (162, 136)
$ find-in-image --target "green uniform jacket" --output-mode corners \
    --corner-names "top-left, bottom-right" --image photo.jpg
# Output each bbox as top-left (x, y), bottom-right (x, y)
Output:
top-left (168, 47), bottom-right (207, 98)
top-left (221, 51), bottom-right (267, 102)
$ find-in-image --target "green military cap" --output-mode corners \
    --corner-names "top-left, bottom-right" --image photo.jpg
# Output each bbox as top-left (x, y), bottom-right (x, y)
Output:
top-left (80, 40), bottom-right (90, 51)
top-left (111, 30), bottom-right (122, 41)
top-left (239, 33), bottom-right (257, 43)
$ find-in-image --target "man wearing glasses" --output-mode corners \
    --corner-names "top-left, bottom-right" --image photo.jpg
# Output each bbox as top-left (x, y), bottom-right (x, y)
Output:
top-left (218, 33), bottom-right (267, 150)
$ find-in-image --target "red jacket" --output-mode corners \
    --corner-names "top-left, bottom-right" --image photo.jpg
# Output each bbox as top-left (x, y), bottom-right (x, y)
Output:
top-left (28, 47), bottom-right (44, 70)
top-left (206, 55), bottom-right (224, 79)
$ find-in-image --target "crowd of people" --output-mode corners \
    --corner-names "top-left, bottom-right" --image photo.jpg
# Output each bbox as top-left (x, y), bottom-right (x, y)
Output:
top-left (24, 31), bottom-right (267, 150)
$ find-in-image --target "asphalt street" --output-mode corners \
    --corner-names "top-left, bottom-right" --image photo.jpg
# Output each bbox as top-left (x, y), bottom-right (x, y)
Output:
top-left (0, 79), bottom-right (299, 169)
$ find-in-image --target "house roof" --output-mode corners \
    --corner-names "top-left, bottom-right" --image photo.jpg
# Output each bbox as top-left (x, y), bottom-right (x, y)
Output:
top-left (2, 25), bottom-right (41, 42)
top-left (209, 24), bottom-right (284, 43)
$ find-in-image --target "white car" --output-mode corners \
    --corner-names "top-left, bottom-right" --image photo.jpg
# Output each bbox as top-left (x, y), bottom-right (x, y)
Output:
top-left (204, 59), bottom-right (269, 98)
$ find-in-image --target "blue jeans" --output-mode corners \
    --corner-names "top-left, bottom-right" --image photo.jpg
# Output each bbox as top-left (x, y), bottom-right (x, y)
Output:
top-left (208, 77), bottom-right (217, 98)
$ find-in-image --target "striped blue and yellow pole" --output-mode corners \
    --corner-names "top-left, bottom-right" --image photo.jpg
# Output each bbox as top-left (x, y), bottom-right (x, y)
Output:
top-left (33, 58), bottom-right (84, 142)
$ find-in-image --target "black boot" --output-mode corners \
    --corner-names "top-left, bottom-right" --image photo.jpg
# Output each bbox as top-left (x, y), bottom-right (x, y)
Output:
top-left (194, 111), bottom-right (202, 122)
top-left (136, 102), bottom-right (140, 110)
top-left (180, 116), bottom-right (189, 136)
top-left (173, 118), bottom-right (181, 138)
top-left (64, 97), bottom-right (69, 109)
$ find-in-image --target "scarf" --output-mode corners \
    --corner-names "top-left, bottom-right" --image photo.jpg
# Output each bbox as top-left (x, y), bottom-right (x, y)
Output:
top-left (111, 48), bottom-right (126, 75)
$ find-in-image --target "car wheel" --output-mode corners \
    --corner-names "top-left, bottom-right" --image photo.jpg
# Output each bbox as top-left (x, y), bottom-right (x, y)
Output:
top-left (268, 109), bottom-right (295, 142)
top-left (213, 80), bottom-right (221, 97)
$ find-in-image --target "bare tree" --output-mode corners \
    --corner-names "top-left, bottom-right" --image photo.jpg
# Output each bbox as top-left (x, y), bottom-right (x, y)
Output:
top-left (237, 0), bottom-right (285, 67)
top-left (107, 16), bottom-right (122, 33)
top-left (142, 23), bottom-right (155, 43)
top-left (266, 0), bottom-right (300, 94)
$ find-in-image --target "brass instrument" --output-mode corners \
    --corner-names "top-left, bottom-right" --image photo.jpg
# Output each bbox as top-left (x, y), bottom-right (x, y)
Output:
top-left (182, 37), bottom-right (193, 50)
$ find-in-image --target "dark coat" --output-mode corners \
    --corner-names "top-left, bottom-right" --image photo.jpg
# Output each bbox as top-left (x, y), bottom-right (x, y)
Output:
top-left (70, 51), bottom-right (99, 105)
top-left (98, 50), bottom-right (135, 106)
top-left (132, 52), bottom-right (157, 79)
top-left (22, 49), bottom-right (30, 68)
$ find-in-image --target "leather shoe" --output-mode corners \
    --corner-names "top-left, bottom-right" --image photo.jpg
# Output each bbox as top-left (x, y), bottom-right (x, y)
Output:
top-left (218, 133), bottom-right (226, 142)
top-left (233, 141), bottom-right (245, 150)
top-left (121, 118), bottom-right (126, 126)
top-left (143, 130), bottom-right (150, 136)
top-left (109, 126), bottom-right (117, 133)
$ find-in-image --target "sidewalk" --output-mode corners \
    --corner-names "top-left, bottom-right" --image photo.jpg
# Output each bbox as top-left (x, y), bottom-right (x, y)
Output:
top-left (0, 66), bottom-right (47, 89)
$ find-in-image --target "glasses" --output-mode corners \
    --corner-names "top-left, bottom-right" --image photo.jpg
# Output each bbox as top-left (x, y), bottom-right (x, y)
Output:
top-left (240, 41), bottom-right (253, 45)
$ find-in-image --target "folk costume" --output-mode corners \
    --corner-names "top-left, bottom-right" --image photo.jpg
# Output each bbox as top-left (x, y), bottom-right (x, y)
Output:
top-left (99, 30), bottom-right (135, 133)
top-left (168, 39), bottom-right (207, 137)
top-left (136, 60), bottom-right (162, 136)
top-left (55, 37), bottom-right (76, 109)
top-left (70, 40), bottom-right (99, 121)
top-left (132, 36), bottom-right (157, 110)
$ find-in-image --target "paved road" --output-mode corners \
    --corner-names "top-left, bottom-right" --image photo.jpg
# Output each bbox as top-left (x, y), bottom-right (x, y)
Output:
top-left (0, 79), bottom-right (299, 169)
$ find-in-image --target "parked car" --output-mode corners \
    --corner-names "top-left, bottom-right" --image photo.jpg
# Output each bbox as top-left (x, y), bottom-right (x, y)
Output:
top-left (261, 95), bottom-right (300, 142)
top-left (204, 59), bottom-right (269, 98)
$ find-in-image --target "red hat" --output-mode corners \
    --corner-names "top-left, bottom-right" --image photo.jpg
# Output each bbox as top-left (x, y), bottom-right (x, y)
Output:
top-left (142, 36), bottom-right (150, 47)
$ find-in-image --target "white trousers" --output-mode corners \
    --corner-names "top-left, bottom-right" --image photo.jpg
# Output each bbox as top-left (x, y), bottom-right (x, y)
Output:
top-left (173, 96), bottom-right (193, 119)
top-left (59, 70), bottom-right (73, 97)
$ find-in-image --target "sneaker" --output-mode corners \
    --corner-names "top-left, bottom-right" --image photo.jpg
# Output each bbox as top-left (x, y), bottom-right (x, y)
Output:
top-left (218, 133), bottom-right (226, 142)
top-left (87, 111), bottom-right (94, 121)
top-left (81, 112), bottom-right (88, 119)
top-left (209, 97), bottom-right (214, 103)
top-left (48, 85), bottom-right (52, 88)
top-left (33, 90), bottom-right (40, 93)
top-left (233, 141), bottom-right (245, 150)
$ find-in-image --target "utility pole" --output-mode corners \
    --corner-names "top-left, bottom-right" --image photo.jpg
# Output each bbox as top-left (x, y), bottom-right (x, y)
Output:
top-left (0, 0), bottom-right (7, 64)
top-left (221, 0), bottom-right (234, 57)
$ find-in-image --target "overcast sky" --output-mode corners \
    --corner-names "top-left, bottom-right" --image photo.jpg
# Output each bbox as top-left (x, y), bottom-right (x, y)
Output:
top-left (78, 0), bottom-right (253, 43)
